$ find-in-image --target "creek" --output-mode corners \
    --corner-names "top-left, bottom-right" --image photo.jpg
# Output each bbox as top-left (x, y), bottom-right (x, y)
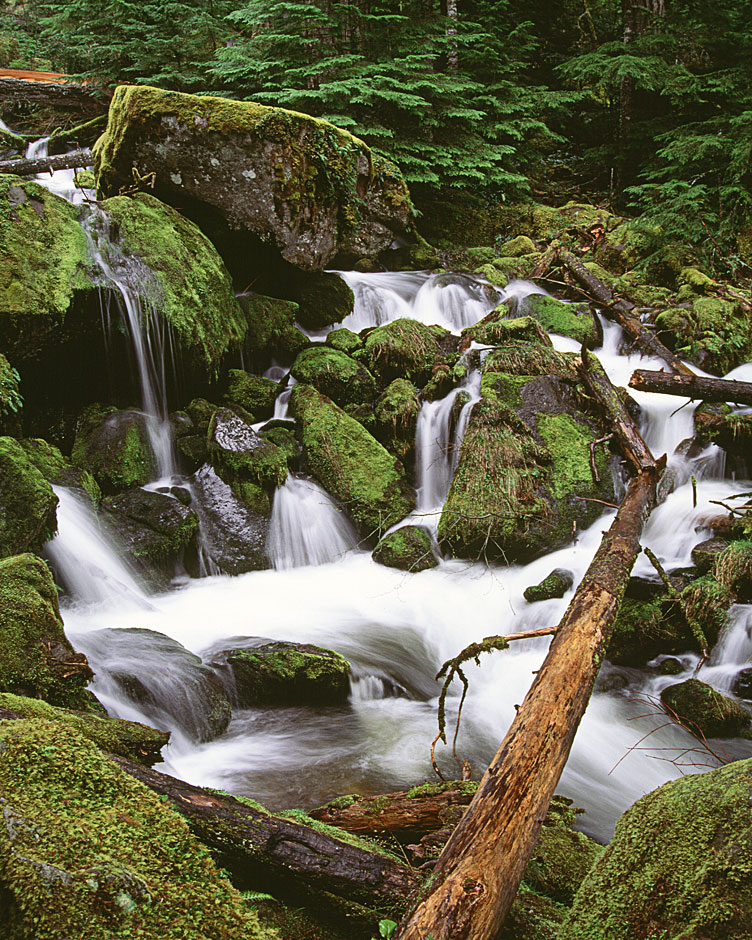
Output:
top-left (28, 154), bottom-right (752, 843)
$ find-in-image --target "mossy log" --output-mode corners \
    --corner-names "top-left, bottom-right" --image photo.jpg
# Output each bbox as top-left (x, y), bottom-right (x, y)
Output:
top-left (556, 249), bottom-right (693, 375)
top-left (394, 459), bottom-right (662, 938)
top-left (629, 368), bottom-right (752, 405)
top-left (0, 76), bottom-right (109, 113)
top-left (0, 147), bottom-right (92, 177)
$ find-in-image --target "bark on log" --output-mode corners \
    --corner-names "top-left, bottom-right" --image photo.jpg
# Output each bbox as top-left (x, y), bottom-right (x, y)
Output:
top-left (0, 148), bottom-right (93, 177)
top-left (629, 369), bottom-right (752, 406)
top-left (310, 783), bottom-right (476, 842)
top-left (393, 463), bottom-right (662, 940)
top-left (556, 248), bottom-right (694, 375)
top-left (0, 76), bottom-right (109, 114)
top-left (579, 347), bottom-right (656, 470)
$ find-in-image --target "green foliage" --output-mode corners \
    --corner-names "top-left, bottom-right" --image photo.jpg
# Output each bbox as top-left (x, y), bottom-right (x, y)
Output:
top-left (0, 354), bottom-right (22, 420)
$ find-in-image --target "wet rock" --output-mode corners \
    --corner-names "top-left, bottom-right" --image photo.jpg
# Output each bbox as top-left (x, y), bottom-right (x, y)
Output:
top-left (462, 312), bottom-right (552, 348)
top-left (515, 293), bottom-right (601, 347)
top-left (0, 553), bottom-right (92, 708)
top-left (560, 757), bottom-right (752, 940)
top-left (260, 425), bottom-right (300, 472)
top-left (19, 436), bottom-right (101, 506)
top-left (655, 294), bottom-right (752, 374)
top-left (296, 271), bottom-right (354, 330)
top-left (291, 346), bottom-right (378, 407)
top-left (363, 318), bottom-right (450, 386)
top-left (237, 292), bottom-right (309, 369)
top-left (524, 568), bottom-right (574, 603)
top-left (660, 678), bottom-right (752, 739)
top-left (222, 369), bottom-right (278, 420)
top-left (289, 384), bottom-right (415, 540)
top-left (0, 436), bottom-right (58, 559)
top-left (71, 404), bottom-right (156, 493)
top-left (100, 488), bottom-right (199, 584)
top-left (208, 407), bottom-right (288, 495)
top-left (211, 639), bottom-right (351, 706)
top-left (657, 657), bottom-right (684, 676)
top-left (373, 526), bottom-right (438, 572)
top-left (733, 668), bottom-right (752, 700)
top-left (373, 378), bottom-right (421, 463)
top-left (81, 627), bottom-right (231, 742)
top-left (607, 597), bottom-right (688, 668)
top-left (94, 85), bottom-right (413, 271)
top-left (690, 536), bottom-right (729, 574)
top-left (326, 327), bottom-right (362, 355)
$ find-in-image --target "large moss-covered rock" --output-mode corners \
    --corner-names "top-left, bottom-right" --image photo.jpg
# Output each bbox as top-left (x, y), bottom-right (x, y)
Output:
top-left (237, 293), bottom-right (309, 368)
top-left (19, 437), bottom-right (101, 506)
top-left (223, 369), bottom-right (278, 421)
top-left (100, 488), bottom-right (199, 585)
top-left (372, 526), bottom-right (438, 572)
top-left (714, 539), bottom-right (752, 602)
top-left (462, 313), bottom-right (552, 348)
top-left (71, 405), bottom-right (156, 493)
top-left (94, 84), bottom-right (413, 270)
top-left (291, 346), bottom-right (377, 407)
top-left (208, 407), bottom-right (288, 493)
top-left (0, 691), bottom-right (168, 766)
top-left (212, 640), bottom-right (351, 707)
top-left (516, 293), bottom-right (600, 347)
top-left (0, 436), bottom-right (58, 558)
top-left (655, 294), bottom-right (752, 374)
top-left (607, 596), bottom-right (686, 667)
top-left (296, 271), bottom-right (354, 330)
top-left (0, 553), bottom-right (92, 708)
top-left (0, 175), bottom-right (96, 361)
top-left (0, 719), bottom-right (271, 939)
top-left (660, 678), bottom-right (752, 739)
top-left (560, 758), bottom-right (752, 940)
top-left (289, 384), bottom-right (415, 540)
top-left (374, 378), bottom-right (421, 463)
top-left (363, 318), bottom-right (449, 385)
top-left (101, 191), bottom-right (247, 372)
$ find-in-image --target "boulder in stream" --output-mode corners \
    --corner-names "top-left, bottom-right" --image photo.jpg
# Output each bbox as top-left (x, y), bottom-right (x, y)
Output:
top-left (0, 553), bottom-right (93, 708)
top-left (0, 435), bottom-right (58, 558)
top-left (291, 346), bottom-right (378, 407)
top-left (296, 271), bottom-right (355, 330)
top-left (660, 678), bottom-right (752, 739)
top-left (373, 378), bottom-right (421, 464)
top-left (222, 369), bottom-right (278, 421)
top-left (560, 757), bottom-right (752, 940)
top-left (363, 318), bottom-right (453, 386)
top-left (211, 639), bottom-right (351, 706)
top-left (373, 526), bottom-right (438, 572)
top-left (237, 292), bottom-right (309, 369)
top-left (514, 293), bottom-right (601, 348)
top-left (523, 568), bottom-right (574, 603)
top-left (94, 84), bottom-right (413, 271)
top-left (71, 405), bottom-right (156, 493)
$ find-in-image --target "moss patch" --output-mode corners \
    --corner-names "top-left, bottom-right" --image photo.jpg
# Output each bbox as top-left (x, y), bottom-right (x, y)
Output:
top-left (71, 405), bottom-right (156, 493)
top-left (363, 319), bottom-right (446, 386)
top-left (0, 436), bottom-right (58, 558)
top-left (372, 526), bottom-right (437, 572)
top-left (517, 293), bottom-right (599, 347)
top-left (661, 678), bottom-right (752, 739)
top-left (224, 370), bottom-right (278, 421)
top-left (291, 346), bottom-right (377, 407)
top-left (238, 293), bottom-right (309, 368)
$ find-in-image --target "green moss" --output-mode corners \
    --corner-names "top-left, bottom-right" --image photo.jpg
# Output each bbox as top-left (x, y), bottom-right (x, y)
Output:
top-left (102, 192), bottom-right (246, 372)
top-left (326, 327), bottom-right (362, 355)
top-left (0, 554), bottom-right (92, 709)
top-left (372, 526), bottom-right (437, 572)
top-left (374, 379), bottom-right (420, 460)
top-left (363, 318), bottom-right (445, 385)
top-left (661, 678), bottom-right (752, 739)
top-left (19, 437), bottom-right (102, 506)
top-left (523, 569), bottom-right (573, 603)
top-left (0, 353), bottom-right (22, 425)
top-left (404, 780), bottom-right (479, 800)
top-left (498, 235), bottom-right (537, 257)
top-left (71, 405), bottom-right (156, 493)
top-left (296, 273), bottom-right (354, 331)
top-left (462, 313), bottom-right (552, 348)
top-left (290, 385), bottom-right (414, 540)
top-left (518, 294), bottom-right (599, 347)
top-left (499, 883), bottom-right (568, 940)
top-left (238, 293), bottom-right (308, 366)
top-left (677, 266), bottom-right (716, 294)
top-left (536, 413), bottom-right (606, 502)
top-left (0, 436), bottom-right (58, 558)
top-left (482, 343), bottom-right (577, 379)
top-left (291, 346), bottom-right (377, 406)
top-left (224, 370), bottom-right (278, 421)
top-left (606, 596), bottom-right (683, 667)
top-left (208, 408), bottom-right (288, 492)
top-left (656, 295), bottom-right (752, 374)
top-left (714, 540), bottom-right (752, 601)
top-left (560, 758), bottom-right (752, 940)
top-left (0, 692), bottom-right (168, 765)
top-left (680, 575), bottom-right (734, 648)
top-left (0, 719), bottom-right (275, 939)
top-left (277, 809), bottom-right (399, 861)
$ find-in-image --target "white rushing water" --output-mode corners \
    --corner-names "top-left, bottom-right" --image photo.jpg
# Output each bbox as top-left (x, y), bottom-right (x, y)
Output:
top-left (44, 268), bottom-right (752, 841)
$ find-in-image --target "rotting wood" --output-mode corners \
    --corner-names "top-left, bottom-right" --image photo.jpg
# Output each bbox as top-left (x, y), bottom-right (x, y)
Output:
top-left (0, 147), bottom-right (92, 177)
top-left (629, 369), bottom-right (752, 406)
top-left (555, 248), bottom-right (694, 375)
top-left (0, 76), bottom-right (109, 113)
top-left (393, 448), bottom-right (663, 938)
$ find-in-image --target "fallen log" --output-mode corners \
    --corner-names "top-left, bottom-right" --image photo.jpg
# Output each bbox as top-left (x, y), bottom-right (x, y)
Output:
top-left (394, 463), bottom-right (663, 935)
top-left (579, 347), bottom-right (656, 471)
top-left (0, 76), bottom-right (109, 114)
top-left (556, 248), bottom-right (694, 375)
top-left (629, 369), bottom-right (752, 406)
top-left (0, 147), bottom-right (93, 177)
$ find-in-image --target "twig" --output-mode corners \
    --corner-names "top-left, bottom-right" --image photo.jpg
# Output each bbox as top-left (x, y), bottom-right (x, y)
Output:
top-left (574, 495), bottom-right (619, 508)
top-left (589, 433), bottom-right (613, 483)
top-left (709, 499), bottom-right (746, 517)
top-left (691, 475), bottom-right (697, 508)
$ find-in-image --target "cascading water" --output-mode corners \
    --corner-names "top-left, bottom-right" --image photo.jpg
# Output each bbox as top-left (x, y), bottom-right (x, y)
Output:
top-left (45, 263), bottom-right (752, 841)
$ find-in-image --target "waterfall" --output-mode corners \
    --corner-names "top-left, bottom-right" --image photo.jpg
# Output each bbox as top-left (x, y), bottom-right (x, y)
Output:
top-left (25, 135), bottom-right (92, 205)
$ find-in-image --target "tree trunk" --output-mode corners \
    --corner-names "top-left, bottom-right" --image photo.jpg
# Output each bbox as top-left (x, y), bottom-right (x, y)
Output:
top-left (556, 248), bottom-right (694, 375)
top-left (0, 148), bottom-right (92, 177)
top-left (0, 76), bottom-right (109, 114)
top-left (629, 369), bottom-right (752, 406)
top-left (446, 0), bottom-right (459, 70)
top-left (617, 0), bottom-right (636, 193)
top-left (393, 461), bottom-right (662, 939)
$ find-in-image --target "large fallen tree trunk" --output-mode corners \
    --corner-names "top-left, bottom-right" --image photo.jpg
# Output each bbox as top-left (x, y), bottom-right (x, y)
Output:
top-left (393, 380), bottom-right (663, 939)
top-left (629, 369), bottom-right (752, 406)
top-left (0, 76), bottom-right (109, 114)
top-left (0, 148), bottom-right (92, 177)
top-left (555, 248), bottom-right (694, 375)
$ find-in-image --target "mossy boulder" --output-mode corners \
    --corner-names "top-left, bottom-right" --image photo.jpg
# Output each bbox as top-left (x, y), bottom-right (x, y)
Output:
top-left (208, 407), bottom-right (288, 494)
top-left (680, 575), bottom-right (734, 649)
top-left (0, 553), bottom-right (92, 708)
top-left (363, 318), bottom-right (449, 386)
top-left (291, 346), bottom-right (377, 407)
top-left (82, 627), bottom-right (231, 743)
top-left (661, 678), bottom-right (752, 739)
top-left (71, 405), bottom-right (156, 493)
top-left (497, 235), bottom-right (537, 257)
top-left (655, 294), bottom-right (752, 374)
top-left (289, 384), bottom-right (415, 540)
top-left (0, 436), bottom-right (58, 558)
top-left (607, 596), bottom-right (689, 668)
top-left (19, 437), bottom-right (101, 506)
top-left (94, 84), bottom-right (413, 270)
top-left (0, 175), bottom-right (97, 362)
top-left (0, 719), bottom-right (271, 939)
top-left (462, 312), bottom-right (552, 348)
top-left (100, 488), bottom-right (199, 585)
top-left (560, 757), bottom-right (752, 940)
top-left (223, 369), bottom-right (278, 421)
top-left (516, 293), bottom-right (600, 347)
top-left (373, 378), bottom-right (421, 463)
top-left (213, 640), bottom-right (351, 706)
top-left (296, 271), bottom-right (354, 330)
top-left (372, 526), bottom-right (438, 572)
top-left (237, 292), bottom-right (309, 368)
top-left (524, 568), bottom-right (574, 603)
top-left (714, 539), bottom-right (752, 602)
top-left (101, 191), bottom-right (247, 372)
top-left (0, 691), bottom-right (168, 766)
top-left (326, 327), bottom-right (362, 355)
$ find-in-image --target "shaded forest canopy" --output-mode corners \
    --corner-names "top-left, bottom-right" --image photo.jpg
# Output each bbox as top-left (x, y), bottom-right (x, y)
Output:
top-left (1, 0), bottom-right (750, 276)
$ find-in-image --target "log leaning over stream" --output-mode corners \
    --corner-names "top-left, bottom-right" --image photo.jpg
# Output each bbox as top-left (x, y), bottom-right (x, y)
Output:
top-left (556, 248), bottom-right (694, 376)
top-left (0, 147), bottom-right (93, 177)
top-left (629, 369), bottom-right (752, 406)
top-left (0, 76), bottom-right (109, 114)
top-left (393, 360), bottom-right (663, 940)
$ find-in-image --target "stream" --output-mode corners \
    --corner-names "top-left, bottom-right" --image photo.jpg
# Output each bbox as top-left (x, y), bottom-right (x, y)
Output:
top-left (27, 149), bottom-right (752, 843)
